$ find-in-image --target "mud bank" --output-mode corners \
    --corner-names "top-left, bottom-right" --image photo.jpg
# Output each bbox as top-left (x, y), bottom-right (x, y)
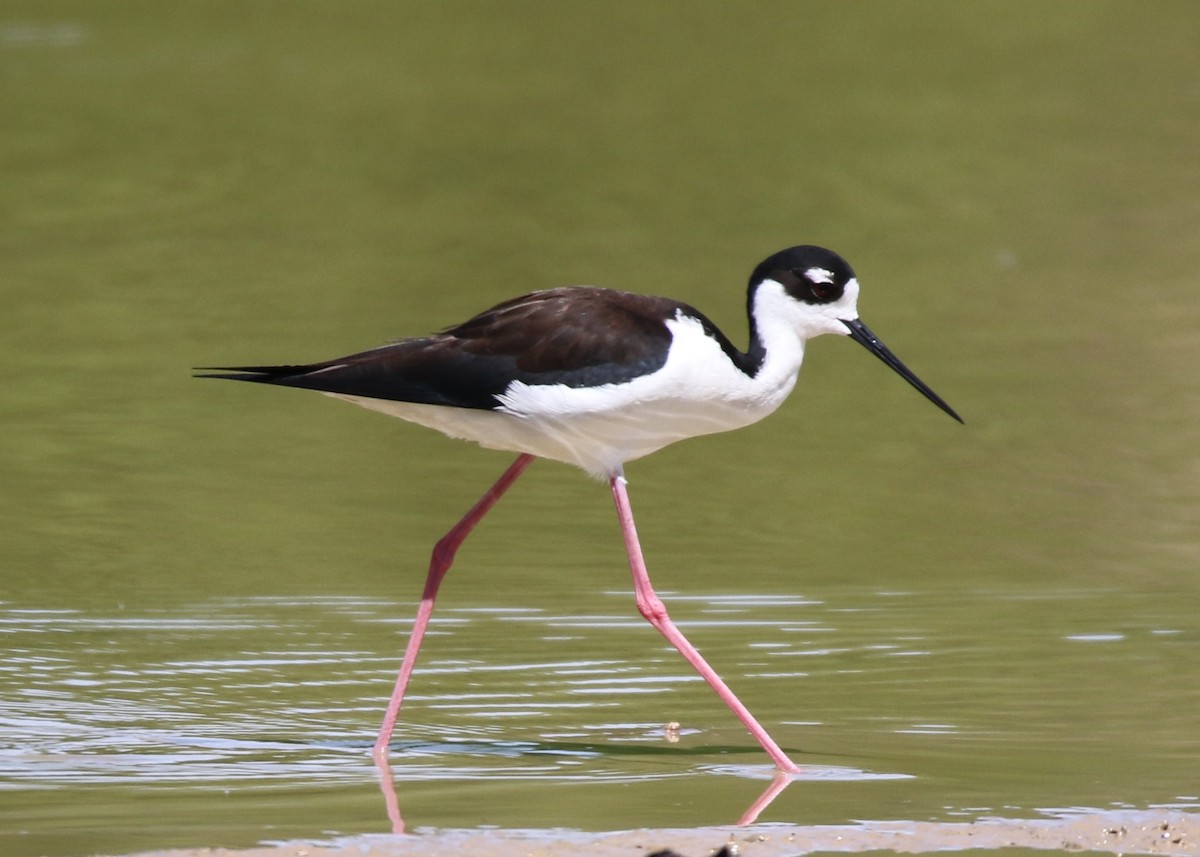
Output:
top-left (114, 810), bottom-right (1195, 857)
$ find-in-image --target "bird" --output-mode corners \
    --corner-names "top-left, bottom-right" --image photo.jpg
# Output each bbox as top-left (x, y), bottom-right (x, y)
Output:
top-left (197, 244), bottom-right (961, 773)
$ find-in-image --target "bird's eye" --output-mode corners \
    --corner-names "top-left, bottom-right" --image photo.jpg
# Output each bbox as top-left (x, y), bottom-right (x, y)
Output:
top-left (790, 268), bottom-right (836, 301)
top-left (780, 266), bottom-right (840, 304)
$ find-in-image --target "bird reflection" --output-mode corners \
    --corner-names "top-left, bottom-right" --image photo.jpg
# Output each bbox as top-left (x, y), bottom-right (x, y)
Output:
top-left (374, 754), bottom-right (794, 834)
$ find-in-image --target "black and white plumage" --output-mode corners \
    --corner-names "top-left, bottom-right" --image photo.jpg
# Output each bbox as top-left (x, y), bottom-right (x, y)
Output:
top-left (200, 245), bottom-right (960, 478)
top-left (198, 245), bottom-right (961, 773)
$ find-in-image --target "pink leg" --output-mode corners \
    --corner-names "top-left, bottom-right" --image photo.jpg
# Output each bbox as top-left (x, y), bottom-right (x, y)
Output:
top-left (373, 453), bottom-right (535, 760)
top-left (609, 473), bottom-right (801, 774)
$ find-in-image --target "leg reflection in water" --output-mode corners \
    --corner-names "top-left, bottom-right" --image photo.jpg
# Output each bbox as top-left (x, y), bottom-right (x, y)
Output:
top-left (374, 754), bottom-right (794, 834)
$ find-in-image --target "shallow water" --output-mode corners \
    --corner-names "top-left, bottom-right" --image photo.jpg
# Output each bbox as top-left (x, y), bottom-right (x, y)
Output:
top-left (3, 585), bottom-right (1196, 853)
top-left (3, 2), bottom-right (1200, 856)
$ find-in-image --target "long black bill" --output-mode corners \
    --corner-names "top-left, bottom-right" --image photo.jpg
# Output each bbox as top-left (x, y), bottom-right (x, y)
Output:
top-left (842, 318), bottom-right (963, 424)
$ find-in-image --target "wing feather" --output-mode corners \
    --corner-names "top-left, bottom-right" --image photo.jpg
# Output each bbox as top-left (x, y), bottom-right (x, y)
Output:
top-left (196, 288), bottom-right (692, 410)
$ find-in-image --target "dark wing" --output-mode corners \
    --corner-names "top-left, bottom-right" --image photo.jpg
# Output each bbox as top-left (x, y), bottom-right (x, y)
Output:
top-left (196, 287), bottom-right (687, 410)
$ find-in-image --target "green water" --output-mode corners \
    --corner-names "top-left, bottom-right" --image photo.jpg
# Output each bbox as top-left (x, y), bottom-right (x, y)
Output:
top-left (3, 2), bottom-right (1198, 855)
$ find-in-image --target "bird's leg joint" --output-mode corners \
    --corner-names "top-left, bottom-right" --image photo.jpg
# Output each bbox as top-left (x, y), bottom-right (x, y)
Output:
top-left (430, 534), bottom-right (459, 575)
top-left (634, 589), bottom-right (670, 626)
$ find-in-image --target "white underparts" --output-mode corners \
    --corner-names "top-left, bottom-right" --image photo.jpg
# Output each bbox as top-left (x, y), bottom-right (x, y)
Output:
top-left (328, 289), bottom-right (857, 479)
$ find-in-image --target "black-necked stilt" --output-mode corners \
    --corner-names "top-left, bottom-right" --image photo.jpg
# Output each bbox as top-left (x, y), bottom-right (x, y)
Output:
top-left (198, 245), bottom-right (961, 773)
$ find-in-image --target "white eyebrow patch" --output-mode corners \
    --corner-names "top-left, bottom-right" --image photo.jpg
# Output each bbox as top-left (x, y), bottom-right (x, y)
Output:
top-left (805, 267), bottom-right (835, 285)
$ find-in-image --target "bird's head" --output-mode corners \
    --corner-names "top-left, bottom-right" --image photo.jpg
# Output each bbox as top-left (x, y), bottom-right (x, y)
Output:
top-left (750, 245), bottom-right (962, 424)
top-left (749, 245), bottom-right (862, 339)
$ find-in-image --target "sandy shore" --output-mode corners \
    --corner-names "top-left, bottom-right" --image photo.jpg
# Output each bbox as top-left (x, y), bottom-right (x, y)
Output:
top-left (113, 810), bottom-right (1196, 857)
